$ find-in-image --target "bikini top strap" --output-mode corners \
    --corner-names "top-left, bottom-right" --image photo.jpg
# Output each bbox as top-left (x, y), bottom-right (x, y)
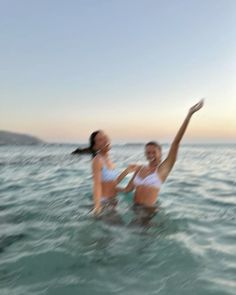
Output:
top-left (96, 155), bottom-right (105, 170)
top-left (136, 165), bottom-right (144, 176)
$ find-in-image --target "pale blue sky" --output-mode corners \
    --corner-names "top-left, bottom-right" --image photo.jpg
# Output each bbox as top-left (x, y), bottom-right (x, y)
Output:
top-left (1, 0), bottom-right (235, 142)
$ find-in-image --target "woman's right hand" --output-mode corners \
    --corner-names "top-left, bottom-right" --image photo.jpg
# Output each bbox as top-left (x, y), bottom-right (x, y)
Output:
top-left (188, 99), bottom-right (204, 116)
top-left (90, 206), bottom-right (101, 216)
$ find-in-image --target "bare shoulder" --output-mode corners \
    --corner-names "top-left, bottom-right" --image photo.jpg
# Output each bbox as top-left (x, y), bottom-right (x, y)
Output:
top-left (92, 155), bottom-right (102, 169)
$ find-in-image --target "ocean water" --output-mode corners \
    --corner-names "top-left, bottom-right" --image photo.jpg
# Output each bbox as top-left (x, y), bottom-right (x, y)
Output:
top-left (0, 144), bottom-right (235, 295)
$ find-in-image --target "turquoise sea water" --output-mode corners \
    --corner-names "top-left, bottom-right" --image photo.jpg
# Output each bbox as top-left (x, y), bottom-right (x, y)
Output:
top-left (0, 144), bottom-right (236, 295)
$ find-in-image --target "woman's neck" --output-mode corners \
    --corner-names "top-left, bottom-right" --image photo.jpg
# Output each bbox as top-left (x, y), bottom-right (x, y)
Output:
top-left (148, 161), bottom-right (158, 169)
top-left (98, 151), bottom-right (108, 157)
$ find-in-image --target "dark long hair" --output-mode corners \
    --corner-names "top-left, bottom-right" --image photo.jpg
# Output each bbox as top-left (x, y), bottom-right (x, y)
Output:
top-left (71, 130), bottom-right (100, 158)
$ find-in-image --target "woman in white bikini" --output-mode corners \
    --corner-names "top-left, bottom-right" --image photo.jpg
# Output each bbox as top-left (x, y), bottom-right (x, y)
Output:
top-left (117, 99), bottom-right (204, 225)
top-left (72, 130), bottom-right (137, 216)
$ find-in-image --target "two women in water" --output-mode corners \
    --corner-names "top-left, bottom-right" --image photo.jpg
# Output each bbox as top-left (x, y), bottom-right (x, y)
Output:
top-left (72, 99), bottom-right (204, 220)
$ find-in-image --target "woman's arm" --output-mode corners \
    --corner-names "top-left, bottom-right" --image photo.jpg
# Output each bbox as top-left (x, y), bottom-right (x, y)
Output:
top-left (159, 99), bottom-right (204, 182)
top-left (116, 164), bottom-right (139, 184)
top-left (117, 178), bottom-right (135, 193)
top-left (91, 157), bottom-right (102, 215)
top-left (116, 166), bottom-right (141, 193)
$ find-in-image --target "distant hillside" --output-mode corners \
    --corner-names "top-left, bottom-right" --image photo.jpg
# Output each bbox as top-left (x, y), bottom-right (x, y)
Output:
top-left (0, 130), bottom-right (45, 145)
top-left (124, 142), bottom-right (144, 147)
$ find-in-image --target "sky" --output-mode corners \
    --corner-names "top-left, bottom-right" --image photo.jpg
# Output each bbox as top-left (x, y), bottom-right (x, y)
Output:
top-left (0, 0), bottom-right (236, 143)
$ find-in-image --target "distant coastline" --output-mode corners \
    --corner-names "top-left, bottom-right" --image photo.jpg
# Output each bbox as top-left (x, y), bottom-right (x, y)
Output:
top-left (0, 130), bottom-right (235, 146)
top-left (0, 130), bottom-right (45, 145)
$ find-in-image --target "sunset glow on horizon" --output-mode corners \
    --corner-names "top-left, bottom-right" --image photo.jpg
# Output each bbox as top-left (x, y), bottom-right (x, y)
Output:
top-left (1, 0), bottom-right (235, 143)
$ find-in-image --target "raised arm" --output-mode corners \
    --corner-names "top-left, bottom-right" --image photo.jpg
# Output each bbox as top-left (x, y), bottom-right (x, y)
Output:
top-left (159, 99), bottom-right (204, 182)
top-left (91, 157), bottom-right (102, 215)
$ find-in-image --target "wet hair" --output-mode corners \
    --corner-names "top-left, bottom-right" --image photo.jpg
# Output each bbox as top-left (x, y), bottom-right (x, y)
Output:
top-left (71, 130), bottom-right (100, 158)
top-left (145, 141), bottom-right (162, 152)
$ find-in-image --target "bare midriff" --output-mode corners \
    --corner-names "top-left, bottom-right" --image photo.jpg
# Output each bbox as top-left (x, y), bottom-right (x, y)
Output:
top-left (133, 186), bottom-right (160, 207)
top-left (101, 181), bottom-right (117, 198)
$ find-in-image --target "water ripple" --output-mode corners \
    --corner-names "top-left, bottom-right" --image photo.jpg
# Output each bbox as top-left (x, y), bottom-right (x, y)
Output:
top-left (0, 144), bottom-right (235, 295)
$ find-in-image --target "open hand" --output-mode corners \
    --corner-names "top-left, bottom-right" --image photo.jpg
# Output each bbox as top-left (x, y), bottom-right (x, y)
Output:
top-left (189, 99), bottom-right (204, 115)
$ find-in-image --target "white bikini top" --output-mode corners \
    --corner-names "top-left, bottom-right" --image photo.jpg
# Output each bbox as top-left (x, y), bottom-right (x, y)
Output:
top-left (99, 155), bottom-right (119, 182)
top-left (133, 166), bottom-right (162, 189)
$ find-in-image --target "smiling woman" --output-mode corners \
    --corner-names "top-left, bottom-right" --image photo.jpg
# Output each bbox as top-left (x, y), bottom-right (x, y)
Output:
top-left (117, 99), bottom-right (204, 225)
